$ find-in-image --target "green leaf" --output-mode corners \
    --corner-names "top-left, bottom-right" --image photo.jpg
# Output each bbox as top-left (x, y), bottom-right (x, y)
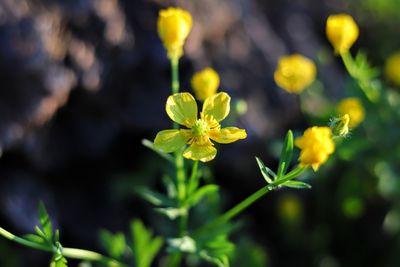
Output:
top-left (277, 130), bottom-right (294, 178)
top-left (23, 234), bottom-right (46, 245)
top-left (99, 230), bottom-right (126, 259)
top-left (50, 256), bottom-right (68, 267)
top-left (135, 186), bottom-right (175, 207)
top-left (185, 185), bottom-right (219, 208)
top-left (154, 207), bottom-right (187, 220)
top-left (162, 175), bottom-right (177, 198)
top-left (38, 202), bottom-right (53, 240)
top-left (130, 219), bottom-right (163, 267)
top-left (34, 226), bottom-right (47, 240)
top-left (283, 181), bottom-right (311, 189)
top-left (255, 157), bottom-right (275, 183)
top-left (277, 166), bottom-right (306, 182)
top-left (199, 251), bottom-right (230, 267)
top-left (142, 139), bottom-right (175, 163)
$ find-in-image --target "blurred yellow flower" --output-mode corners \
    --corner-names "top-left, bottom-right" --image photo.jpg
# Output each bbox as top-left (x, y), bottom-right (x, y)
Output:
top-left (157, 7), bottom-right (192, 59)
top-left (336, 98), bottom-right (365, 128)
top-left (295, 127), bottom-right (335, 171)
top-left (191, 67), bottom-right (220, 101)
top-left (154, 92), bottom-right (247, 162)
top-left (384, 52), bottom-right (400, 87)
top-left (274, 54), bottom-right (316, 93)
top-left (326, 14), bottom-right (359, 55)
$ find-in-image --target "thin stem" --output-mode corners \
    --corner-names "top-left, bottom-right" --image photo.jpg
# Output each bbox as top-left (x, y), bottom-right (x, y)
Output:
top-left (62, 248), bottom-right (127, 266)
top-left (0, 227), bottom-right (51, 252)
top-left (340, 51), bottom-right (354, 76)
top-left (0, 227), bottom-right (128, 267)
top-left (169, 56), bottom-right (186, 267)
top-left (194, 166), bottom-right (307, 236)
top-left (175, 151), bottom-right (186, 203)
top-left (187, 161), bottom-right (199, 195)
top-left (171, 57), bottom-right (179, 95)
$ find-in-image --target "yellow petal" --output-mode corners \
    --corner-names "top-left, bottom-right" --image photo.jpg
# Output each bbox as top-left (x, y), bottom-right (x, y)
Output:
top-left (209, 127), bottom-right (247, 144)
top-left (183, 144), bottom-right (217, 162)
top-left (166, 93), bottom-right (198, 127)
top-left (154, 129), bottom-right (190, 153)
top-left (201, 92), bottom-right (230, 123)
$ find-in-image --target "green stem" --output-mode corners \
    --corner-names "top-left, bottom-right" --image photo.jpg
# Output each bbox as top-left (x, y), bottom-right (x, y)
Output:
top-left (0, 227), bottom-right (127, 267)
top-left (341, 51), bottom-right (380, 102)
top-left (194, 166), bottom-right (307, 236)
top-left (169, 56), bottom-right (186, 267)
top-left (188, 161), bottom-right (199, 195)
top-left (0, 227), bottom-right (51, 252)
top-left (62, 248), bottom-right (127, 266)
top-left (171, 57), bottom-right (179, 95)
top-left (340, 51), bottom-right (354, 76)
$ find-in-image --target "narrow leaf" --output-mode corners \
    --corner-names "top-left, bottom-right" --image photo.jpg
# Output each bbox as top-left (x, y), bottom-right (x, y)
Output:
top-left (135, 186), bottom-right (175, 207)
top-left (142, 139), bottom-right (175, 163)
top-left (255, 157), bottom-right (275, 183)
top-left (38, 202), bottom-right (53, 240)
top-left (131, 219), bottom-right (163, 267)
top-left (277, 130), bottom-right (293, 178)
top-left (23, 234), bottom-right (46, 245)
top-left (185, 185), bottom-right (219, 208)
top-left (283, 181), bottom-right (311, 189)
top-left (99, 230), bottom-right (126, 259)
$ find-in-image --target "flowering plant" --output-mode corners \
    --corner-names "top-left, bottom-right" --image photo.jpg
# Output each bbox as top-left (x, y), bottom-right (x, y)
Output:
top-left (1, 6), bottom-right (385, 267)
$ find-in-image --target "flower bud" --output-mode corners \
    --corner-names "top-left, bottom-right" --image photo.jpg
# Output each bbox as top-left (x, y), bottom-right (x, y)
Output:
top-left (326, 14), bottom-right (359, 54)
top-left (330, 114), bottom-right (350, 137)
top-left (191, 67), bottom-right (220, 101)
top-left (274, 54), bottom-right (316, 94)
top-left (157, 7), bottom-right (192, 59)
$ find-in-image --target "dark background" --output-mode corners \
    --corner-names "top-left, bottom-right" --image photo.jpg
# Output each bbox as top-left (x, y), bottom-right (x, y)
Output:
top-left (0, 0), bottom-right (400, 266)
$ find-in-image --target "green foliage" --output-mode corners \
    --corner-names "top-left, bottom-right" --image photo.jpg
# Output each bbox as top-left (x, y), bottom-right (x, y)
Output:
top-left (255, 157), bottom-right (275, 183)
top-left (277, 130), bottom-right (294, 178)
top-left (22, 202), bottom-right (69, 267)
top-left (256, 131), bottom-right (310, 190)
top-left (99, 230), bottom-right (126, 260)
top-left (184, 184), bottom-right (219, 208)
top-left (130, 220), bottom-right (163, 267)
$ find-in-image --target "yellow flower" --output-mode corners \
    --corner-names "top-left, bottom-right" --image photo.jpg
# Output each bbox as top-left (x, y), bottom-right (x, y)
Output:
top-left (295, 127), bottom-right (335, 171)
top-left (154, 92), bottom-right (247, 162)
top-left (384, 52), bottom-right (400, 87)
top-left (336, 98), bottom-right (365, 128)
top-left (157, 7), bottom-right (192, 59)
top-left (326, 14), bottom-right (359, 55)
top-left (274, 54), bottom-right (316, 93)
top-left (191, 68), bottom-right (220, 101)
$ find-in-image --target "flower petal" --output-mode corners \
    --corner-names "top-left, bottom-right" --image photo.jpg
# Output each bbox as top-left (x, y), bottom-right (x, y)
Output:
top-left (166, 93), bottom-right (198, 127)
top-left (183, 144), bottom-right (217, 162)
top-left (209, 127), bottom-right (247, 144)
top-left (201, 92), bottom-right (230, 123)
top-left (154, 129), bottom-right (190, 153)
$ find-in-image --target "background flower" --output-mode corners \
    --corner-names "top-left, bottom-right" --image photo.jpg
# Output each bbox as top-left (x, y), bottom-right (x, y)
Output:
top-left (274, 54), bottom-right (316, 94)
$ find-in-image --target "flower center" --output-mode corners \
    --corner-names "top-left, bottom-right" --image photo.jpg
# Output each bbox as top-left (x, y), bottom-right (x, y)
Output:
top-left (191, 119), bottom-right (210, 137)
